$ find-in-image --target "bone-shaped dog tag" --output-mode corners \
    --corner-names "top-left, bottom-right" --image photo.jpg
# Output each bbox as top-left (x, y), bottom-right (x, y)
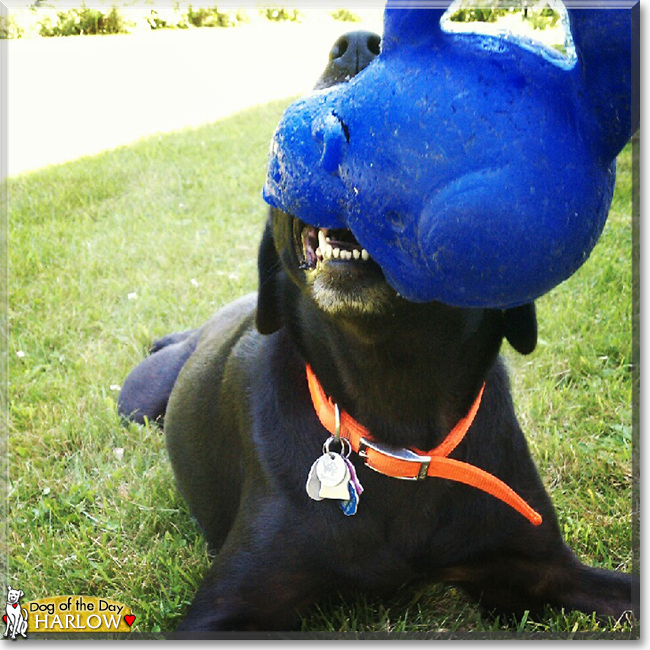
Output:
top-left (339, 481), bottom-right (359, 516)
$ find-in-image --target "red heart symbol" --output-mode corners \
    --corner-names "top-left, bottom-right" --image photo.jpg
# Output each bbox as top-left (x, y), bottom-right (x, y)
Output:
top-left (124, 614), bottom-right (135, 627)
top-left (2, 615), bottom-right (6, 623)
top-left (12, 604), bottom-right (17, 609)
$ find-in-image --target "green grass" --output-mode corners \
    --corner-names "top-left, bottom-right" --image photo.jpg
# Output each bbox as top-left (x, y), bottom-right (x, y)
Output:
top-left (7, 99), bottom-right (636, 638)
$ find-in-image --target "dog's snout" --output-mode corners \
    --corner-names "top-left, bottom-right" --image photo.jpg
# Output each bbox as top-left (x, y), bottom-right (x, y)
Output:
top-left (314, 30), bottom-right (381, 90)
top-left (329, 30), bottom-right (381, 76)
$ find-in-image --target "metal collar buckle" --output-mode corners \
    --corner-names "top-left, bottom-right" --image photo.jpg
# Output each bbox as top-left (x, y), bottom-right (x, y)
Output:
top-left (358, 437), bottom-right (431, 481)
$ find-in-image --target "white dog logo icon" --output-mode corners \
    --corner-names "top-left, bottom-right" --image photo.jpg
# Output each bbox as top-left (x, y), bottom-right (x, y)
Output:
top-left (3, 586), bottom-right (28, 640)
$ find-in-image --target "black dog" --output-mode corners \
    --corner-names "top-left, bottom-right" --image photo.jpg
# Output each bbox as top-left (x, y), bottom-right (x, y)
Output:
top-left (118, 30), bottom-right (636, 633)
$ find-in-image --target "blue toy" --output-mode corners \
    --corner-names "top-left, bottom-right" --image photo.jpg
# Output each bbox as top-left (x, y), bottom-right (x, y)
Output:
top-left (263, 1), bottom-right (638, 308)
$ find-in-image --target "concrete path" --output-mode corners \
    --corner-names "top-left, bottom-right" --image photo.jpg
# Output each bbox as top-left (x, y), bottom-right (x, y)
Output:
top-left (6, 17), bottom-right (382, 176)
top-left (6, 11), bottom-right (565, 177)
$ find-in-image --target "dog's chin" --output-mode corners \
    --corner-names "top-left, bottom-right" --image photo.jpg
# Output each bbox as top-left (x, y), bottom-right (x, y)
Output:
top-left (292, 217), bottom-right (398, 316)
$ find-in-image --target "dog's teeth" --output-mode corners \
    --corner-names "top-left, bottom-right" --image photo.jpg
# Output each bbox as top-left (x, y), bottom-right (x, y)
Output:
top-left (315, 232), bottom-right (369, 264)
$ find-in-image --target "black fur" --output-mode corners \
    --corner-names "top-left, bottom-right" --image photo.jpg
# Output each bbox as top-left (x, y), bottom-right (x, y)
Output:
top-left (118, 30), bottom-right (636, 635)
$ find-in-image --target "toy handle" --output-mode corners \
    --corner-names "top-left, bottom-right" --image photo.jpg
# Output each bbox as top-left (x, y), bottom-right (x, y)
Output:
top-left (382, 2), bottom-right (451, 53)
top-left (567, 5), bottom-right (639, 162)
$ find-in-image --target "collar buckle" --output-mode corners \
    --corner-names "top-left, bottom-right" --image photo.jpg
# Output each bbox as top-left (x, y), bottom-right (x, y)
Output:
top-left (358, 437), bottom-right (431, 480)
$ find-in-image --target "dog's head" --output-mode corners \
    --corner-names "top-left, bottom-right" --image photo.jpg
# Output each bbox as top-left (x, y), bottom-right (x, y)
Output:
top-left (6, 588), bottom-right (23, 605)
top-left (256, 30), bottom-right (537, 357)
top-left (257, 31), bottom-right (399, 325)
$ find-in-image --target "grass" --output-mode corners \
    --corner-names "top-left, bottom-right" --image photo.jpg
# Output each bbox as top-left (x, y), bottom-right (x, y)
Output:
top-left (6, 98), bottom-right (636, 638)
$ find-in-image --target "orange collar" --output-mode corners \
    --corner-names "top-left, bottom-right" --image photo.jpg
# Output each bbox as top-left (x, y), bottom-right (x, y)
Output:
top-left (305, 365), bottom-right (542, 526)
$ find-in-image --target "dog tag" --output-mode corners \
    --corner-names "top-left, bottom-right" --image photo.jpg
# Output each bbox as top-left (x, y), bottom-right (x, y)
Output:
top-left (339, 481), bottom-right (359, 516)
top-left (305, 459), bottom-right (324, 501)
top-left (306, 452), bottom-right (350, 501)
top-left (316, 452), bottom-right (347, 487)
top-left (319, 481), bottom-right (351, 500)
top-left (306, 445), bottom-right (361, 511)
top-left (342, 457), bottom-right (363, 495)
top-left (318, 462), bottom-right (350, 499)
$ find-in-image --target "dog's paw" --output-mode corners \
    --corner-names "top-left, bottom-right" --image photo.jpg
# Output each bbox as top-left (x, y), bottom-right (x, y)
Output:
top-left (149, 331), bottom-right (192, 354)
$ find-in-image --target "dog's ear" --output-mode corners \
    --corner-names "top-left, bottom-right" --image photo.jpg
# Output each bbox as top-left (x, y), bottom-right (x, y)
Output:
top-left (256, 215), bottom-right (284, 335)
top-left (18, 591), bottom-right (23, 598)
top-left (502, 303), bottom-right (537, 355)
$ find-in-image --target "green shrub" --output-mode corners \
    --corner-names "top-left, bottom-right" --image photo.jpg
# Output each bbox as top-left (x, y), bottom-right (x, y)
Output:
top-left (38, 6), bottom-right (129, 37)
top-left (1, 6), bottom-right (51, 39)
top-left (450, 3), bottom-right (509, 23)
top-left (3, 3), bottom-right (254, 38)
top-left (143, 9), bottom-right (168, 31)
top-left (261, 7), bottom-right (303, 22)
top-left (450, 1), bottom-right (561, 30)
top-left (184, 5), bottom-right (248, 28)
top-left (528, 6), bottom-right (561, 30)
top-left (2, 2), bottom-right (561, 39)
top-left (0, 15), bottom-right (20, 39)
top-left (330, 8), bottom-right (361, 22)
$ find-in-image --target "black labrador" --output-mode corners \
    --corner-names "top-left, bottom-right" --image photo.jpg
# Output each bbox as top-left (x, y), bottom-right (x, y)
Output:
top-left (118, 30), bottom-right (636, 634)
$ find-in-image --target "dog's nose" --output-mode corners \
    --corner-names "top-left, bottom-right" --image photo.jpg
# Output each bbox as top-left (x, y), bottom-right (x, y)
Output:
top-left (329, 30), bottom-right (381, 77)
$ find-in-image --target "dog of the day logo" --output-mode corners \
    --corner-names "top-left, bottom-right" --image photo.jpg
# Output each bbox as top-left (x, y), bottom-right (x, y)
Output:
top-left (5, 588), bottom-right (136, 635)
top-left (3, 586), bottom-right (29, 640)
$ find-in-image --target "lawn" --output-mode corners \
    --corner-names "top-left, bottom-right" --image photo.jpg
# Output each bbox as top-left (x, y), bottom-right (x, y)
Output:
top-left (6, 97), bottom-right (637, 638)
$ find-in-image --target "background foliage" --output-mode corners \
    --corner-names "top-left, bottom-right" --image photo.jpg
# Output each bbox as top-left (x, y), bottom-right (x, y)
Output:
top-left (2, 1), bottom-right (561, 39)
top-left (449, 0), bottom-right (559, 27)
top-left (3, 2), bottom-right (342, 38)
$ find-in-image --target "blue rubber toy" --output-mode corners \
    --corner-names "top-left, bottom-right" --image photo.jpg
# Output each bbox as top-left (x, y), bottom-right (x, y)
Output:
top-left (263, 1), bottom-right (638, 308)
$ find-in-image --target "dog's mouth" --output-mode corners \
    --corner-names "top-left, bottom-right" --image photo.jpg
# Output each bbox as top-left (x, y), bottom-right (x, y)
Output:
top-left (295, 220), bottom-right (373, 271)
top-left (291, 216), bottom-right (397, 315)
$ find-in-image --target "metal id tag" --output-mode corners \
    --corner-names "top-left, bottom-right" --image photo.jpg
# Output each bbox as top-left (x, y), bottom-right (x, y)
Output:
top-left (306, 458), bottom-right (324, 501)
top-left (306, 452), bottom-right (350, 501)
top-left (306, 431), bottom-right (357, 506)
top-left (318, 461), bottom-right (351, 500)
top-left (315, 452), bottom-right (347, 487)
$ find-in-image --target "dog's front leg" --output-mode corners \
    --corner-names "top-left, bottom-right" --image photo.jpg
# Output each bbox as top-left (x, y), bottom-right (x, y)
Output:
top-left (172, 501), bottom-right (331, 634)
top-left (444, 543), bottom-right (637, 622)
top-left (173, 556), bottom-right (316, 634)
